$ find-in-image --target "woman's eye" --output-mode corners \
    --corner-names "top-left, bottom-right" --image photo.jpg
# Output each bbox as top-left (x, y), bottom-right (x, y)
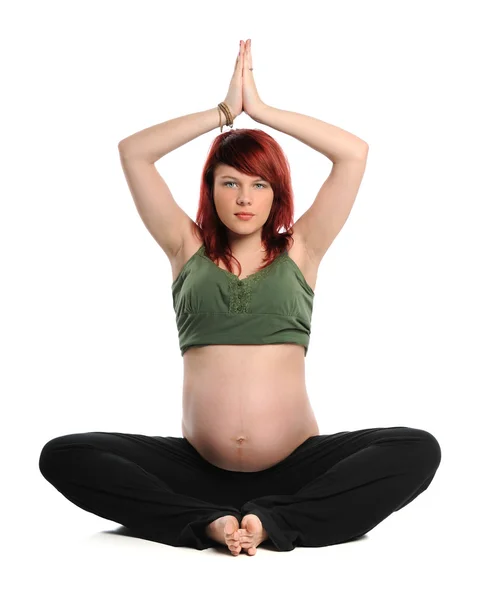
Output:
top-left (224, 182), bottom-right (265, 188)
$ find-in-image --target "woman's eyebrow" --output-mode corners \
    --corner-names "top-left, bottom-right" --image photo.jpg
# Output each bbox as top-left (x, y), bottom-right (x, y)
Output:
top-left (219, 175), bottom-right (267, 181)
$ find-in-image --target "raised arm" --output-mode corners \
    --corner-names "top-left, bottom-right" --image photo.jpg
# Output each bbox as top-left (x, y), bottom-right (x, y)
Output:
top-left (117, 107), bottom-right (233, 261)
top-left (118, 106), bottom-right (231, 163)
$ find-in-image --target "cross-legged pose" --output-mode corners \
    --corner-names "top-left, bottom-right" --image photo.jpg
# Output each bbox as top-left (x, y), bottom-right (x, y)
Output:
top-left (39, 39), bottom-right (441, 555)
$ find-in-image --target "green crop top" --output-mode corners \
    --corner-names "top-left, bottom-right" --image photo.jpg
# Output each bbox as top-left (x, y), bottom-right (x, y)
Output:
top-left (171, 244), bottom-right (315, 357)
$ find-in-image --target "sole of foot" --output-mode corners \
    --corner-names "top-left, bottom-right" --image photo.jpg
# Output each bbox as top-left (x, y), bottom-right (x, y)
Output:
top-left (237, 513), bottom-right (268, 555)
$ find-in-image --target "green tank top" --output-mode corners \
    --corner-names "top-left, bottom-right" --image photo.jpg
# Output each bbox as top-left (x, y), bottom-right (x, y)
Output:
top-left (171, 244), bottom-right (315, 357)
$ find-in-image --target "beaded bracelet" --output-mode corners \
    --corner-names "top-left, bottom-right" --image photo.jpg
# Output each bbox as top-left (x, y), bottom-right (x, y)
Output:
top-left (217, 102), bottom-right (234, 132)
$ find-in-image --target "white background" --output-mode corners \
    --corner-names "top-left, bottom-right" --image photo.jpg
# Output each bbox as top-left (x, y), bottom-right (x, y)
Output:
top-left (2, 0), bottom-right (478, 598)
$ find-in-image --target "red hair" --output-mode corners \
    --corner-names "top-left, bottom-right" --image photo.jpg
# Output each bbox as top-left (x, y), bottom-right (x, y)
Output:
top-left (188, 128), bottom-right (295, 277)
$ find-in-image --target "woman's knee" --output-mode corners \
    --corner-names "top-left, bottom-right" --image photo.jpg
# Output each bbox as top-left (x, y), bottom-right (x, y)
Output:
top-left (399, 427), bottom-right (442, 474)
top-left (39, 433), bottom-right (92, 482)
top-left (418, 428), bottom-right (441, 470)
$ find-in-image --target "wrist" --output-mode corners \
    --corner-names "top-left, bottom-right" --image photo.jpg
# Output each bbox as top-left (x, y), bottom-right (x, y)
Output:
top-left (251, 103), bottom-right (269, 123)
top-left (219, 102), bottom-right (237, 127)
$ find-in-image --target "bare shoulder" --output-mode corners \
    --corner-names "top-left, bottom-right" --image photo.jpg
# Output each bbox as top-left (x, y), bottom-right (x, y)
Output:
top-left (170, 223), bottom-right (204, 284)
top-left (170, 225), bottom-right (320, 293)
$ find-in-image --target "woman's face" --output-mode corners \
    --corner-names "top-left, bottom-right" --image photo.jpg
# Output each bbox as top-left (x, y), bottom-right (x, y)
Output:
top-left (213, 164), bottom-right (274, 238)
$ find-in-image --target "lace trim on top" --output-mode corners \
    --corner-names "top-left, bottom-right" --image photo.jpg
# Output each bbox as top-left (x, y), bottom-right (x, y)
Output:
top-left (198, 245), bottom-right (290, 314)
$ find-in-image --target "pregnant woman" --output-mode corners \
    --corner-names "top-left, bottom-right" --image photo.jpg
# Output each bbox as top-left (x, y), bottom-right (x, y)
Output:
top-left (39, 39), bottom-right (441, 555)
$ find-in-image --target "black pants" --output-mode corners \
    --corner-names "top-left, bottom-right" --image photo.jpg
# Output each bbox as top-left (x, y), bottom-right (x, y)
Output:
top-left (38, 426), bottom-right (441, 552)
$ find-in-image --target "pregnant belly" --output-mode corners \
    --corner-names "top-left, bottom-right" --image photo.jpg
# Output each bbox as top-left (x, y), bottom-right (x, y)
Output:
top-left (181, 384), bottom-right (319, 472)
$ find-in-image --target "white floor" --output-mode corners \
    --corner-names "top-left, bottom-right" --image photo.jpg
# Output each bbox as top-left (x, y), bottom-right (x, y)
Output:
top-left (7, 468), bottom-right (473, 600)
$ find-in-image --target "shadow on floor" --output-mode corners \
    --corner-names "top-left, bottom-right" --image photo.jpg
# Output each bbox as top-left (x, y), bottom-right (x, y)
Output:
top-left (97, 525), bottom-right (368, 553)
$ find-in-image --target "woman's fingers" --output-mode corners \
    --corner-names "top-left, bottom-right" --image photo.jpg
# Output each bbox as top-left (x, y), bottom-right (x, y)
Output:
top-left (234, 42), bottom-right (241, 72)
top-left (244, 39), bottom-right (252, 70)
top-left (232, 44), bottom-right (242, 81)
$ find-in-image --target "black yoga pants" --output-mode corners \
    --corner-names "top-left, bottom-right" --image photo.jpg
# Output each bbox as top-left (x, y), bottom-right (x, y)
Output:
top-left (38, 426), bottom-right (441, 552)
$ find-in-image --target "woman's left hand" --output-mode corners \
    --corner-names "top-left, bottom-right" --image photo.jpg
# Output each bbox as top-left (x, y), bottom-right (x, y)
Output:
top-left (241, 39), bottom-right (267, 121)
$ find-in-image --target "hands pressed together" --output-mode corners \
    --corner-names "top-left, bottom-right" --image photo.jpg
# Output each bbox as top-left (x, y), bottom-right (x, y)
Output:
top-left (224, 39), bottom-right (267, 122)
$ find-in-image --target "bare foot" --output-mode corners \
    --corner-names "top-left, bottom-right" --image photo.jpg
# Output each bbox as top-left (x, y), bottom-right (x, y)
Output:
top-left (237, 513), bottom-right (269, 556)
top-left (205, 515), bottom-right (242, 556)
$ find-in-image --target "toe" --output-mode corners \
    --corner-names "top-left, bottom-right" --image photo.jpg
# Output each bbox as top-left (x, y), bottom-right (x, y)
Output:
top-left (230, 542), bottom-right (241, 554)
top-left (224, 519), bottom-right (235, 535)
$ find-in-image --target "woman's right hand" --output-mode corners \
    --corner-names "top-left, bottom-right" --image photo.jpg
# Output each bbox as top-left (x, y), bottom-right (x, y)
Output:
top-left (223, 41), bottom-right (244, 119)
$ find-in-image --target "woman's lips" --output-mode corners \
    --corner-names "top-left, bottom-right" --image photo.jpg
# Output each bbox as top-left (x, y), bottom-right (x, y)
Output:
top-left (236, 214), bottom-right (254, 220)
